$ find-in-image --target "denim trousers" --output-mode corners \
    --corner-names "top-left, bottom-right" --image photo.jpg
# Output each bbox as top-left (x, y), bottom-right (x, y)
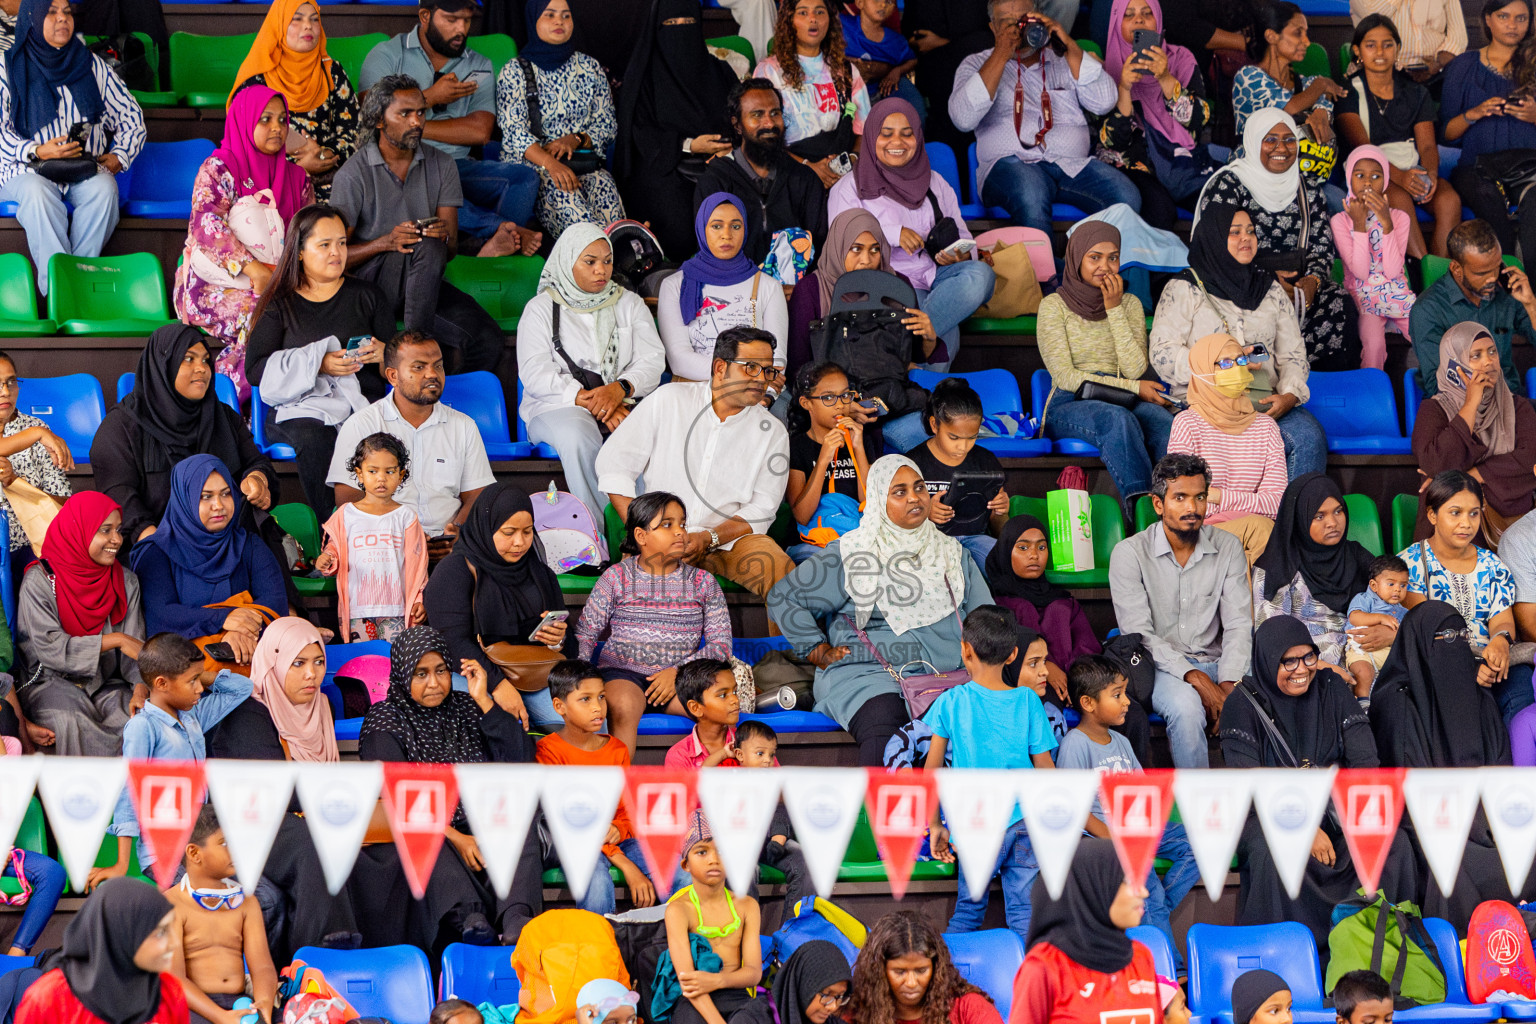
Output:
top-left (980, 156), bottom-right (1142, 234)
top-left (947, 818), bottom-right (1040, 940)
top-left (1142, 822), bottom-right (1199, 972)
top-left (1043, 390), bottom-right (1175, 511)
top-left (455, 158), bottom-right (540, 238)
top-left (916, 260), bottom-right (996, 371)
top-left (0, 170), bottom-right (119, 293)
top-left (1495, 663), bottom-right (1536, 725)
top-left (1152, 658), bottom-right (1220, 769)
top-left (576, 836), bottom-right (687, 915)
top-left (1277, 406), bottom-right (1328, 478)
top-left (2, 850), bottom-right (66, 952)
top-left (883, 410), bottom-right (929, 453)
top-left (956, 533), bottom-right (995, 573)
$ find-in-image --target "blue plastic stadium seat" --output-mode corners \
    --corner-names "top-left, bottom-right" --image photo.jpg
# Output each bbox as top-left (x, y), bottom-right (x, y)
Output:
top-left (1526, 366), bottom-right (1536, 402)
top-left (441, 942), bottom-right (522, 1005)
top-left (964, 143), bottom-right (1086, 221)
top-left (1293, 0), bottom-right (1348, 12)
top-left (1127, 926), bottom-right (1177, 980)
top-left (732, 635), bottom-right (792, 662)
top-left (638, 713), bottom-right (694, 736)
top-left (121, 139), bottom-right (215, 218)
top-left (909, 369), bottom-right (1052, 457)
top-left (117, 371), bottom-right (239, 412)
top-left (0, 953), bottom-right (34, 976)
top-left (514, 380), bottom-right (558, 458)
top-left (0, 520), bottom-right (14, 630)
top-left (1395, 918), bottom-right (1499, 1022)
top-left (1028, 369), bottom-right (1100, 456)
top-left (944, 930), bottom-right (1025, 1019)
top-left (19, 374), bottom-right (103, 462)
top-left (291, 946), bottom-right (434, 1024)
top-left (1303, 369), bottom-right (1411, 454)
top-left (1404, 368), bottom-right (1426, 435)
top-left (1186, 922), bottom-right (1333, 1024)
top-left (441, 371), bottom-right (529, 459)
top-left (743, 709), bottom-right (841, 732)
top-left (927, 142), bottom-right (967, 208)
top-left (250, 386), bottom-right (297, 460)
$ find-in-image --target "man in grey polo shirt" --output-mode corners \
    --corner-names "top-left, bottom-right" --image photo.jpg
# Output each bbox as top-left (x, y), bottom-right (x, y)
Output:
top-left (361, 0), bottom-right (540, 251)
top-left (331, 75), bottom-right (505, 373)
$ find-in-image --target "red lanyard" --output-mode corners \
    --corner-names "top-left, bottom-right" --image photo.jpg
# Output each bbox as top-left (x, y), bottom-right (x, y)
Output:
top-left (1012, 57), bottom-right (1053, 148)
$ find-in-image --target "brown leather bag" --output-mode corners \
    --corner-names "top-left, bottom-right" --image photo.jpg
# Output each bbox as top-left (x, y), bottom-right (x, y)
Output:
top-left (466, 561), bottom-right (563, 693)
top-left (195, 592), bottom-right (281, 677)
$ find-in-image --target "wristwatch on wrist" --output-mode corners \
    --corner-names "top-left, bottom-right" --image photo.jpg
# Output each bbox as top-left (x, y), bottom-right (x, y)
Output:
top-left (1496, 630), bottom-right (1514, 644)
top-left (617, 378), bottom-right (634, 397)
top-left (706, 527), bottom-right (721, 552)
top-left (682, 137), bottom-right (694, 154)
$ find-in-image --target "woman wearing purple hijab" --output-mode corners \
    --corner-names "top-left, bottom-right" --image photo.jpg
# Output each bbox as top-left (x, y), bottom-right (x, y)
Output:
top-left (173, 84), bottom-right (313, 399)
top-left (827, 96), bottom-right (993, 372)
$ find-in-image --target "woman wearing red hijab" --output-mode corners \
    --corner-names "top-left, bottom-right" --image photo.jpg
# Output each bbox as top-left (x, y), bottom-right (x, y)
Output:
top-left (13, 491), bottom-right (147, 756)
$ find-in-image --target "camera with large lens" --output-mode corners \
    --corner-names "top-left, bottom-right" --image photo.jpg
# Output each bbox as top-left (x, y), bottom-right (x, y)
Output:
top-left (1019, 17), bottom-right (1051, 49)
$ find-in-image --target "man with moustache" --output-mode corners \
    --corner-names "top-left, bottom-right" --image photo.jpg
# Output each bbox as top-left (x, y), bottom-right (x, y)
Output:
top-left (330, 76), bottom-right (505, 373)
top-left (694, 79), bottom-right (828, 267)
top-left (1108, 453), bottom-right (1250, 769)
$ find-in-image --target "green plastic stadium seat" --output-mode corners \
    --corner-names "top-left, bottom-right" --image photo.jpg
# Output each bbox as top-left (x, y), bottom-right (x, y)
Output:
top-left (1293, 42), bottom-right (1330, 78)
top-left (171, 32), bottom-right (258, 107)
top-left (1134, 495), bottom-right (1156, 534)
top-left (47, 253), bottom-right (173, 336)
top-left (1343, 493), bottom-right (1384, 557)
top-left (1007, 494), bottom-right (1124, 588)
top-left (1391, 493), bottom-right (1419, 555)
top-left (326, 33), bottom-right (387, 89)
top-left (0, 253), bottom-right (55, 335)
top-left (706, 35), bottom-right (754, 65)
top-left (1077, 39), bottom-right (1102, 57)
top-left (466, 34), bottom-right (518, 75)
top-left (964, 315), bottom-right (1038, 335)
top-left (271, 502), bottom-right (337, 596)
top-left (1422, 253), bottom-right (1521, 290)
top-left (443, 254), bottom-right (544, 332)
top-left (838, 808), bottom-right (956, 882)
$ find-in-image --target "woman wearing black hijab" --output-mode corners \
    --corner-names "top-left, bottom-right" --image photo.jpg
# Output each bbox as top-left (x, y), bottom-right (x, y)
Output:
top-left (15, 876), bottom-right (185, 1024)
top-left (1219, 615), bottom-right (1418, 949)
top-left (423, 482), bottom-right (574, 732)
top-left (772, 939), bottom-right (852, 1024)
top-left (1014, 839), bottom-right (1160, 1024)
top-left (354, 625), bottom-right (544, 950)
top-left (90, 324), bottom-right (276, 550)
top-left (616, 0), bottom-right (739, 257)
top-left (1150, 202), bottom-right (1328, 480)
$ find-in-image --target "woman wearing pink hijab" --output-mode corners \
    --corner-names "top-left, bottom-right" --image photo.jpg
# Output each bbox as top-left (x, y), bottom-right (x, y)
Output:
top-left (173, 84), bottom-right (314, 400)
top-left (207, 615), bottom-right (337, 762)
top-left (1098, 0), bottom-right (1215, 230)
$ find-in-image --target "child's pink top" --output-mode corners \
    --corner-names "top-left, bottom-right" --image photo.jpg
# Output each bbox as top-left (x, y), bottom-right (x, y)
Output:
top-left (1329, 208), bottom-right (1416, 321)
top-left (1, 736), bottom-right (19, 757)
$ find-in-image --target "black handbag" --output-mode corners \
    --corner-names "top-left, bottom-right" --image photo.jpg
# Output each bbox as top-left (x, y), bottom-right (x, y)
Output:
top-left (1477, 147), bottom-right (1536, 206)
top-left (808, 269), bottom-right (929, 416)
top-left (31, 122), bottom-right (97, 184)
top-left (921, 191), bottom-right (962, 257)
top-left (519, 58), bottom-right (603, 176)
top-left (1075, 375), bottom-right (1139, 408)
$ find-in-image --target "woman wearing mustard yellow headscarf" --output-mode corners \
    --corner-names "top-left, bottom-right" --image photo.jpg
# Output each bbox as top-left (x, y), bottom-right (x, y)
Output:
top-left (1165, 333), bottom-right (1286, 564)
top-left (231, 0), bottom-right (360, 199)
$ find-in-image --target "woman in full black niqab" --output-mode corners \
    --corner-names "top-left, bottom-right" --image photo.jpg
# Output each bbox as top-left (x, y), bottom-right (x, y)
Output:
top-left (1218, 615), bottom-right (1418, 948)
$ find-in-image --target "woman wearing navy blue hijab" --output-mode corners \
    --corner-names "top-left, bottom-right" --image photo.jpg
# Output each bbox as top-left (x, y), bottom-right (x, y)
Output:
top-left (0, 0), bottom-right (145, 292)
top-left (129, 454), bottom-right (287, 665)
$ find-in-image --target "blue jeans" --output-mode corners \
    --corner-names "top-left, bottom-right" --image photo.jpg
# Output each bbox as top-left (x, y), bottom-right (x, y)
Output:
top-left (883, 410), bottom-right (929, 453)
top-left (1043, 389), bottom-right (1175, 511)
top-left (1277, 407), bottom-right (1328, 478)
top-left (956, 533), bottom-right (995, 573)
top-left (916, 261), bottom-right (996, 371)
top-left (455, 158), bottom-right (540, 239)
top-left (1152, 658), bottom-right (1219, 769)
top-left (1142, 822), bottom-right (1199, 972)
top-left (1495, 663), bottom-right (1536, 725)
top-left (980, 157), bottom-right (1142, 235)
top-left (0, 170), bottom-right (120, 293)
top-left (576, 837), bottom-right (685, 915)
top-left (2, 851), bottom-right (66, 952)
top-left (947, 819), bottom-right (1039, 940)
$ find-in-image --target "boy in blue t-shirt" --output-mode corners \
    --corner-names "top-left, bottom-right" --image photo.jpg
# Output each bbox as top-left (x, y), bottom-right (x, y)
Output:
top-left (924, 605), bottom-right (1056, 940)
top-left (1054, 655), bottom-right (1199, 971)
top-left (839, 0), bottom-right (925, 115)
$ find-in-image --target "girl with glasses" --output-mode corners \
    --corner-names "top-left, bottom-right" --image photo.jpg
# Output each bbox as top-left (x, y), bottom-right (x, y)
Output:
top-left (772, 939), bottom-right (851, 1024)
top-left (786, 361), bottom-right (872, 561)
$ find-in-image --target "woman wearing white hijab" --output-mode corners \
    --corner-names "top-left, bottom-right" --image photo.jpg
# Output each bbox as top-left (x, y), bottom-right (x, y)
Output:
top-left (1195, 108), bottom-right (1358, 371)
top-left (767, 454), bottom-right (993, 765)
top-left (517, 223), bottom-right (667, 529)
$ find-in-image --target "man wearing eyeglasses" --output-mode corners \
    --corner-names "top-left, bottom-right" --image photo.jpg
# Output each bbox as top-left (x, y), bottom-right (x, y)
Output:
top-left (596, 326), bottom-right (796, 607)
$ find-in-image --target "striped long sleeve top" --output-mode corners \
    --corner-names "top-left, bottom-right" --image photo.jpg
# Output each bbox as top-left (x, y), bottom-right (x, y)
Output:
top-left (0, 53), bottom-right (145, 187)
top-left (1166, 409), bottom-right (1287, 523)
top-left (576, 557), bottom-right (733, 675)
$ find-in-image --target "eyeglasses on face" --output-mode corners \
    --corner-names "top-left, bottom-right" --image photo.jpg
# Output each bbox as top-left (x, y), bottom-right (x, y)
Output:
top-left (815, 990), bottom-right (851, 1007)
top-left (1279, 651), bottom-right (1320, 671)
top-left (1433, 627), bottom-right (1474, 644)
top-left (1261, 134), bottom-right (1299, 149)
top-left (1214, 355), bottom-right (1252, 370)
top-left (809, 390), bottom-right (861, 406)
top-left (729, 360), bottom-right (784, 381)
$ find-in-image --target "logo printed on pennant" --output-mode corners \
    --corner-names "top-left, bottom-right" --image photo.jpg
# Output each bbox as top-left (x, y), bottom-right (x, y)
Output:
top-left (381, 763), bottom-right (457, 901)
top-left (622, 768), bottom-right (698, 900)
top-left (638, 783), bottom-right (688, 831)
top-left (1346, 787), bottom-right (1394, 834)
top-left (127, 761), bottom-right (206, 887)
top-left (398, 781), bottom-right (446, 831)
top-left (865, 770), bottom-right (937, 901)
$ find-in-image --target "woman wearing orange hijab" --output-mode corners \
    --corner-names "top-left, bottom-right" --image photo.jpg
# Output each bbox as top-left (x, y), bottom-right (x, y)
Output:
top-left (231, 0), bottom-right (359, 198)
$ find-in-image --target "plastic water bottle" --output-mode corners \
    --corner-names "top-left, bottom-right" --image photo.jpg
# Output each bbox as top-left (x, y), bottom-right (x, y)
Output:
top-left (232, 997), bottom-right (259, 1024)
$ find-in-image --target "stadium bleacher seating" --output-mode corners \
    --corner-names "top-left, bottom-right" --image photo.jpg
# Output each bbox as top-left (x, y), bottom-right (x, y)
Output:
top-left (250, 386), bottom-right (299, 460)
top-left (291, 945), bottom-right (435, 1024)
top-left (442, 254), bottom-right (545, 333)
top-left (47, 253), bottom-right (175, 336)
top-left (18, 374), bottom-right (105, 462)
top-left (907, 368), bottom-right (1052, 457)
top-left (441, 370), bottom-right (526, 459)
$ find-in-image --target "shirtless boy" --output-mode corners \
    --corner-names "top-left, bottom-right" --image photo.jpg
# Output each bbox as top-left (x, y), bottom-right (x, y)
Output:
top-left (167, 805), bottom-right (279, 1024)
top-left (663, 812), bottom-right (765, 1024)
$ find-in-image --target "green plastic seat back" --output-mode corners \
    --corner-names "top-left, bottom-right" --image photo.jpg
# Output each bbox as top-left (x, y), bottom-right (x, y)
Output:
top-left (0, 253), bottom-right (39, 321)
top-left (706, 35), bottom-right (754, 64)
top-left (272, 502), bottom-right (322, 560)
top-left (466, 34), bottom-right (519, 76)
top-left (171, 32), bottom-right (259, 103)
top-left (1293, 42), bottom-right (1330, 78)
top-left (443, 254), bottom-right (545, 321)
top-left (47, 253), bottom-right (170, 324)
top-left (326, 33), bottom-right (388, 88)
top-left (1422, 252), bottom-right (1522, 291)
top-left (1008, 493), bottom-right (1125, 566)
top-left (1077, 39), bottom-right (1102, 57)
top-left (1391, 494), bottom-right (1419, 555)
top-left (1134, 494), bottom-right (1157, 533)
top-left (1343, 493), bottom-right (1384, 557)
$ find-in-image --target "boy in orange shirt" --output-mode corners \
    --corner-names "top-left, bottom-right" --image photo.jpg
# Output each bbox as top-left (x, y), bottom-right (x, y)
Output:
top-left (536, 660), bottom-right (667, 914)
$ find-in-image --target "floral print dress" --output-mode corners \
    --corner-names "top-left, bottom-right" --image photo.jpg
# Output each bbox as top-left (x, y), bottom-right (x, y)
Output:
top-left (1401, 540), bottom-right (1517, 648)
top-left (172, 155), bottom-right (315, 399)
top-left (1231, 65), bottom-right (1335, 143)
top-left (238, 62), bottom-right (360, 202)
top-left (0, 413), bottom-right (69, 551)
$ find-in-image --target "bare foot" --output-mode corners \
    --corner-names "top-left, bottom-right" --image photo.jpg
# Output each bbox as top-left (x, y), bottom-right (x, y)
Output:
top-left (479, 221), bottom-right (542, 258)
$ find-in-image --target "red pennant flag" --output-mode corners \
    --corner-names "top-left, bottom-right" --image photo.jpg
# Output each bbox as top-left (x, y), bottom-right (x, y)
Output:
top-left (1099, 770), bottom-right (1174, 886)
top-left (865, 769), bottom-right (939, 900)
top-left (381, 763), bottom-right (459, 900)
top-left (622, 767), bottom-right (699, 899)
top-left (126, 761), bottom-right (206, 887)
top-left (1333, 768), bottom-right (1405, 895)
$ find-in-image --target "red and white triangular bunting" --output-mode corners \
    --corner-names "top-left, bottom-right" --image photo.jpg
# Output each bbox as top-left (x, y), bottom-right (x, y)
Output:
top-left (936, 769), bottom-right (1019, 902)
top-left (294, 761), bottom-right (383, 895)
top-left (1249, 767), bottom-right (1337, 899)
top-left (623, 768), bottom-right (698, 900)
top-left (1333, 768), bottom-right (1405, 896)
top-left (126, 761), bottom-right (207, 885)
top-left (381, 763), bottom-right (458, 900)
top-left (1100, 770), bottom-right (1174, 886)
top-left (540, 766), bottom-right (625, 904)
top-left (865, 769), bottom-right (938, 900)
top-left (1401, 768), bottom-right (1479, 898)
top-left (455, 764), bottom-right (544, 900)
top-left (696, 767), bottom-right (782, 895)
top-left (1017, 769), bottom-right (1098, 899)
top-left (781, 767), bottom-right (866, 898)
top-left (1172, 769), bottom-right (1253, 900)
top-left (204, 760), bottom-right (296, 893)
top-left (37, 756), bottom-right (126, 890)
top-left (0, 755), bottom-right (40, 866)
top-left (1482, 768), bottom-right (1536, 894)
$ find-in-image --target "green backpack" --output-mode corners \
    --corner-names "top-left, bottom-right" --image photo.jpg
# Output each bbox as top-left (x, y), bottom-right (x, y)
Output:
top-left (1325, 892), bottom-right (1446, 1007)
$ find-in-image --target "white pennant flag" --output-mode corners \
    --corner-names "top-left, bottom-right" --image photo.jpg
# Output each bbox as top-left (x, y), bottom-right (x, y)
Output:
top-left (1172, 770), bottom-right (1254, 900)
top-left (204, 760), bottom-right (296, 893)
top-left (936, 769), bottom-right (1019, 901)
top-left (1017, 769), bottom-right (1098, 899)
top-left (696, 768), bottom-right (782, 895)
top-left (1402, 769), bottom-right (1480, 898)
top-left (540, 766), bottom-right (624, 904)
top-left (1250, 768), bottom-right (1336, 899)
top-left (37, 756), bottom-right (127, 890)
top-left (295, 762), bottom-right (383, 895)
top-left (780, 767), bottom-right (866, 898)
top-left (455, 764), bottom-right (544, 899)
top-left (1481, 768), bottom-right (1536, 893)
top-left (0, 755), bottom-right (41, 863)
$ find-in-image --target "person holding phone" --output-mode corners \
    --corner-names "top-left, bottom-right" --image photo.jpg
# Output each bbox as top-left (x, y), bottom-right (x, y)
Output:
top-left (906, 377), bottom-right (1009, 570)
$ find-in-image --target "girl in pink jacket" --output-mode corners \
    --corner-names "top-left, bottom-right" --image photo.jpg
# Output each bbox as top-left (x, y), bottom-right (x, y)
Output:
top-left (1330, 145), bottom-right (1416, 370)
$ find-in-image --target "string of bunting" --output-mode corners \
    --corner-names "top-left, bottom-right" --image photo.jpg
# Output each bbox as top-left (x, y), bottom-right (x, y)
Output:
top-left (0, 762), bottom-right (1512, 902)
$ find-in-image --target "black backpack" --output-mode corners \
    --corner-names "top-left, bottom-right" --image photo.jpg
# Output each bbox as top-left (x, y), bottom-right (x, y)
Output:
top-left (88, 34), bottom-right (156, 93)
top-left (605, 219), bottom-right (678, 297)
top-left (808, 269), bottom-right (929, 417)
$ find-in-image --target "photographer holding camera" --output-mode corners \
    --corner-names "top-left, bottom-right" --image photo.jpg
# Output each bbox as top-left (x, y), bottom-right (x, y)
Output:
top-left (947, 0), bottom-right (1141, 234)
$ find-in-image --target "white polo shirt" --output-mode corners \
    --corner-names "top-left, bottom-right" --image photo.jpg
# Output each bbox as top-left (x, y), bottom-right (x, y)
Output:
top-left (326, 394), bottom-right (496, 536)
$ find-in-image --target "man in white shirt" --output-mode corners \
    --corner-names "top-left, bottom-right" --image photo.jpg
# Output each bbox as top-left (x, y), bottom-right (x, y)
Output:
top-left (327, 331), bottom-right (495, 561)
top-left (948, 0), bottom-right (1140, 233)
top-left (596, 326), bottom-right (795, 601)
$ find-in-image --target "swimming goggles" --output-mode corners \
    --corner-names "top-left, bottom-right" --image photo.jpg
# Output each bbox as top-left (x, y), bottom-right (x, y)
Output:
top-left (180, 874), bottom-right (245, 911)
